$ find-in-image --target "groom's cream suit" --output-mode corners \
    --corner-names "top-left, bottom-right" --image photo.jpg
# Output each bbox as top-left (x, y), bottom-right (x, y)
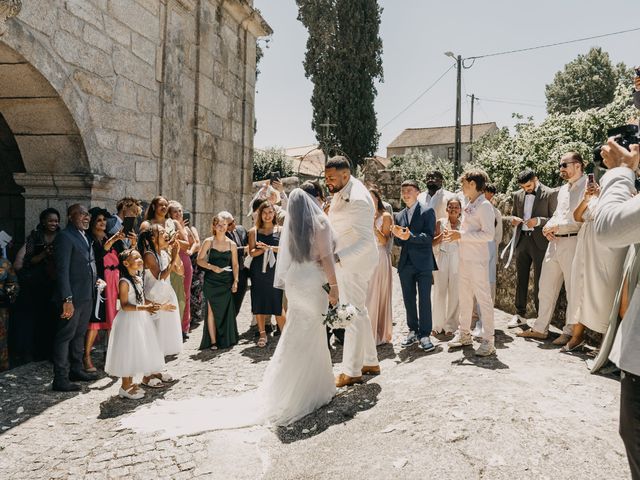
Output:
top-left (329, 177), bottom-right (380, 377)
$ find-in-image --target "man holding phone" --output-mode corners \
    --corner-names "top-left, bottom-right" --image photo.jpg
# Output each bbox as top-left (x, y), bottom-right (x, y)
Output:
top-left (393, 179), bottom-right (437, 352)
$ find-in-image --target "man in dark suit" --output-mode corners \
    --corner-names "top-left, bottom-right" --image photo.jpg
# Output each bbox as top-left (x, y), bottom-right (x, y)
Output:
top-left (392, 180), bottom-right (437, 352)
top-left (507, 169), bottom-right (558, 328)
top-left (52, 204), bottom-right (98, 391)
top-left (221, 211), bottom-right (249, 317)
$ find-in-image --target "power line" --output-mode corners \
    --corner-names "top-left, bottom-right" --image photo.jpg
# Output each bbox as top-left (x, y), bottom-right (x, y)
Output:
top-left (468, 26), bottom-right (640, 60)
top-left (380, 64), bottom-right (455, 129)
top-left (478, 97), bottom-right (546, 108)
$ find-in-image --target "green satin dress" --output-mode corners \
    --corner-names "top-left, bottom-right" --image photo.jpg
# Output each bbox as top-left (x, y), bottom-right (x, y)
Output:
top-left (199, 249), bottom-right (238, 349)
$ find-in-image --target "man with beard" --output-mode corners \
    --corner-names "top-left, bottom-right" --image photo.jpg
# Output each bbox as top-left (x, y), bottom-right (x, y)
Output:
top-left (507, 169), bottom-right (557, 328)
top-left (325, 156), bottom-right (380, 387)
top-left (417, 170), bottom-right (454, 221)
top-left (517, 153), bottom-right (587, 345)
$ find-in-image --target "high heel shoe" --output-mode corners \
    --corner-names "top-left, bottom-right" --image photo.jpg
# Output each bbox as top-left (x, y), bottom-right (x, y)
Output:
top-left (83, 357), bottom-right (97, 373)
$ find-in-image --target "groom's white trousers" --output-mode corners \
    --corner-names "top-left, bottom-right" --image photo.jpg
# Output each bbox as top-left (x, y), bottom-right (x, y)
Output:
top-left (336, 269), bottom-right (379, 377)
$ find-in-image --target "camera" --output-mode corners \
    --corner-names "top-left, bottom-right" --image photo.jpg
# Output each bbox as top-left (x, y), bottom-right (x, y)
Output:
top-left (593, 124), bottom-right (640, 169)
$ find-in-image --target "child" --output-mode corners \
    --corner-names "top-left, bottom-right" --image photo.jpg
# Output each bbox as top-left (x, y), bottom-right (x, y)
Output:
top-left (105, 249), bottom-right (169, 399)
top-left (139, 225), bottom-right (183, 363)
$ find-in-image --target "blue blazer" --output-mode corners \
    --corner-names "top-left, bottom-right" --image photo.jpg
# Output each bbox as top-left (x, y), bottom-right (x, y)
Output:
top-left (54, 225), bottom-right (97, 303)
top-left (394, 202), bottom-right (436, 272)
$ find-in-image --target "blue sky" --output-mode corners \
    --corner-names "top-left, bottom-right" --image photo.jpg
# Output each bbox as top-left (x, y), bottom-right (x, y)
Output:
top-left (253, 0), bottom-right (639, 156)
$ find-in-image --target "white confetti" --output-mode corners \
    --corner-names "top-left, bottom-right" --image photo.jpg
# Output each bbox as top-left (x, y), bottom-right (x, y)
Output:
top-left (16, 406), bottom-right (24, 414)
top-left (393, 458), bottom-right (408, 469)
top-left (301, 428), bottom-right (310, 434)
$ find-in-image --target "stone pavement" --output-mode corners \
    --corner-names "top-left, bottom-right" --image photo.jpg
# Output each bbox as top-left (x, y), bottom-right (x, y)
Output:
top-left (0, 273), bottom-right (630, 479)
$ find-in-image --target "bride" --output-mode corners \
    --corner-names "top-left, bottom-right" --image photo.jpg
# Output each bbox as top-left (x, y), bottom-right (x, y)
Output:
top-left (122, 189), bottom-right (339, 435)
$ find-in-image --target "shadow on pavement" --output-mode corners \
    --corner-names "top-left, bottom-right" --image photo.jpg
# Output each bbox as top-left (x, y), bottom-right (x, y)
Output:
top-left (275, 382), bottom-right (382, 444)
top-left (450, 346), bottom-right (509, 370)
top-left (495, 329), bottom-right (514, 349)
top-left (395, 344), bottom-right (443, 364)
top-left (97, 380), bottom-right (179, 419)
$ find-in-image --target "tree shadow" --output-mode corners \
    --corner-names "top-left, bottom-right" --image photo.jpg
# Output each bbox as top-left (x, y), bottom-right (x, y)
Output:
top-left (450, 346), bottom-right (509, 370)
top-left (240, 335), bottom-right (281, 364)
top-left (395, 344), bottom-right (444, 364)
top-left (97, 380), bottom-right (179, 420)
top-left (274, 382), bottom-right (382, 444)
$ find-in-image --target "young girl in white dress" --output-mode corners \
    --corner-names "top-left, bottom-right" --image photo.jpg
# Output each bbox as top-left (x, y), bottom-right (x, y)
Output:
top-left (105, 249), bottom-right (170, 400)
top-left (139, 224), bottom-right (183, 362)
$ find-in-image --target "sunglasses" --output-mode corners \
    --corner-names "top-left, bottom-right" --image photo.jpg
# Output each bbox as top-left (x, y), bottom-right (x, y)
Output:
top-left (559, 161), bottom-right (579, 169)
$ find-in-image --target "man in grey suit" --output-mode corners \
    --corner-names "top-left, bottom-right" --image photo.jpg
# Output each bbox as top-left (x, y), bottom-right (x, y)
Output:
top-left (52, 204), bottom-right (98, 391)
top-left (507, 169), bottom-right (558, 328)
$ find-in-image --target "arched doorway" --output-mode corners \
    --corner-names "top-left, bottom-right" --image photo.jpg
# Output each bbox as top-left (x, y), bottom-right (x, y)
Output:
top-left (0, 111), bottom-right (24, 257)
top-left (0, 40), bottom-right (92, 249)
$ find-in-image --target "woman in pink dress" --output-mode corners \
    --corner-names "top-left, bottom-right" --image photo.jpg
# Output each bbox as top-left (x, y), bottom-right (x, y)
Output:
top-left (84, 208), bottom-right (125, 372)
top-left (366, 188), bottom-right (394, 345)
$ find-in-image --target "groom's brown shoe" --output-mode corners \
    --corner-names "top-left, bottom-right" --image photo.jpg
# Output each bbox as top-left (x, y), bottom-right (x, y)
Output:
top-left (361, 365), bottom-right (381, 376)
top-left (335, 374), bottom-right (363, 388)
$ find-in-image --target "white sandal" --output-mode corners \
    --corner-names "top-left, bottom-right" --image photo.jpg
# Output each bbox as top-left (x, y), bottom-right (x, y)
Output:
top-left (141, 377), bottom-right (164, 388)
top-left (156, 373), bottom-right (173, 382)
top-left (119, 385), bottom-right (145, 400)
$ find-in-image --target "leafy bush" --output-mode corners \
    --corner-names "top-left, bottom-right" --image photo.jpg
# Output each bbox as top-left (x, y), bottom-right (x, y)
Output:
top-left (469, 81), bottom-right (637, 193)
top-left (252, 148), bottom-right (294, 181)
top-left (388, 150), bottom-right (457, 191)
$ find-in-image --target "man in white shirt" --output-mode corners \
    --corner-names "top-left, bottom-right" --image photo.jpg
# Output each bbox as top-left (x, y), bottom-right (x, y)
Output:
top-left (594, 138), bottom-right (640, 480)
top-left (447, 169), bottom-right (496, 356)
top-left (417, 170), bottom-right (454, 221)
top-left (518, 152), bottom-right (587, 345)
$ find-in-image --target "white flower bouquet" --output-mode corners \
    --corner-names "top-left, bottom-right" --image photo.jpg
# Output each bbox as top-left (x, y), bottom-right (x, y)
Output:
top-left (323, 303), bottom-right (358, 329)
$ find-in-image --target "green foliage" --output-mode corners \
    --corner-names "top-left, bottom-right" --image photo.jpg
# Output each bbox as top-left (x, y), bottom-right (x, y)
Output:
top-left (470, 81), bottom-right (637, 193)
top-left (296, 0), bottom-right (384, 168)
top-left (252, 148), bottom-right (293, 181)
top-left (545, 47), bottom-right (634, 115)
top-left (388, 150), bottom-right (457, 191)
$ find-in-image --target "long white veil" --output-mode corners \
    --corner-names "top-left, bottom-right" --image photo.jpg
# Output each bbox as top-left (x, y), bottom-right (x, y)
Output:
top-left (273, 188), bottom-right (336, 290)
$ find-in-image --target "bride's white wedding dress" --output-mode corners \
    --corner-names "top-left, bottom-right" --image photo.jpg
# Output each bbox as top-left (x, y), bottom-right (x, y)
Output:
top-left (122, 191), bottom-right (337, 437)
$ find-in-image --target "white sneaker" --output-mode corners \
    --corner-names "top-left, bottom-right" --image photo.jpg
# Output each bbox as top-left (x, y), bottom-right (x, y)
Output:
top-left (448, 331), bottom-right (473, 348)
top-left (475, 340), bottom-right (496, 357)
top-left (507, 315), bottom-right (526, 328)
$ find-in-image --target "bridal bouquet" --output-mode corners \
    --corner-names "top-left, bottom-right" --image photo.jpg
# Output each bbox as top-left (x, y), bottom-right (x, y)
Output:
top-left (323, 303), bottom-right (358, 330)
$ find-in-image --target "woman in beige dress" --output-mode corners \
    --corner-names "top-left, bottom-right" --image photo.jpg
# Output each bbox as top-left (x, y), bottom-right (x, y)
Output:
top-left (365, 188), bottom-right (394, 345)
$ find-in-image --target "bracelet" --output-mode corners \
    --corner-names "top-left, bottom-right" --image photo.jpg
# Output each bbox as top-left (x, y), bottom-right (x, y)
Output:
top-left (329, 283), bottom-right (338, 287)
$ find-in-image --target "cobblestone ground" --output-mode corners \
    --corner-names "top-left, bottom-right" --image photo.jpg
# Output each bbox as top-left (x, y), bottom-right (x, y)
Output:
top-left (0, 273), bottom-right (630, 479)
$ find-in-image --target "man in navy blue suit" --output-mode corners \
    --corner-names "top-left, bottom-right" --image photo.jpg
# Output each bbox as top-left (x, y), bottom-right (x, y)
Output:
top-left (392, 180), bottom-right (437, 352)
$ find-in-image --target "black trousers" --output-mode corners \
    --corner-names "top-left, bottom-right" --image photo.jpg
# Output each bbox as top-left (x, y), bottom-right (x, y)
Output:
top-left (232, 268), bottom-right (249, 318)
top-left (621, 371), bottom-right (640, 480)
top-left (52, 299), bottom-right (92, 380)
top-left (514, 234), bottom-right (546, 317)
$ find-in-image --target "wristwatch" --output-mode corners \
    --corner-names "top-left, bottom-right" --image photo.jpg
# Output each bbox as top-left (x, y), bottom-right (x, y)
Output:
top-left (64, 296), bottom-right (73, 303)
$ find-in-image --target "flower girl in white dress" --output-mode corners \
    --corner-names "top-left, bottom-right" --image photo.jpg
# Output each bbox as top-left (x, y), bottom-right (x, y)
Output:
top-left (139, 225), bottom-right (184, 364)
top-left (105, 249), bottom-right (173, 400)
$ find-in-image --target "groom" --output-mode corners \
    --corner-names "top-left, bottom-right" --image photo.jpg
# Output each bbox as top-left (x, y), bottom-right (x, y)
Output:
top-left (325, 156), bottom-right (380, 388)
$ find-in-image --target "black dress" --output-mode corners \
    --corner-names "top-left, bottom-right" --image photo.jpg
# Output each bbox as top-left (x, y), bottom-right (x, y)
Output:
top-left (249, 229), bottom-right (283, 316)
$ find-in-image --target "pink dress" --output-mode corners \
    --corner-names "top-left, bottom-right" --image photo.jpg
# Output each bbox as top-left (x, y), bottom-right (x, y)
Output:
top-left (366, 215), bottom-right (393, 345)
top-left (89, 248), bottom-right (119, 331)
top-left (180, 250), bottom-right (193, 333)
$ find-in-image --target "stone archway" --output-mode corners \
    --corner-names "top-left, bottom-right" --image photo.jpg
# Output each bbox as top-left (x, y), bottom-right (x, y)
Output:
top-left (0, 39), bottom-right (107, 243)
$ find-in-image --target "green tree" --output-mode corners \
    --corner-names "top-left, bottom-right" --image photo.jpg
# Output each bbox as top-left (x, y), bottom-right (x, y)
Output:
top-left (545, 47), bottom-right (634, 115)
top-left (296, 0), bottom-right (383, 168)
top-left (252, 148), bottom-right (293, 181)
top-left (471, 81), bottom-right (637, 193)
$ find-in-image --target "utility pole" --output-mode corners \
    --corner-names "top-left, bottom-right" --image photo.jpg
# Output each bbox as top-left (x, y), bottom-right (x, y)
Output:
top-left (319, 117), bottom-right (337, 165)
top-left (467, 93), bottom-right (476, 163)
top-left (454, 55), bottom-right (462, 178)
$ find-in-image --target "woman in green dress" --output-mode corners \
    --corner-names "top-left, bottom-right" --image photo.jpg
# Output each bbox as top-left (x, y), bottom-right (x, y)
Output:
top-left (197, 214), bottom-right (239, 350)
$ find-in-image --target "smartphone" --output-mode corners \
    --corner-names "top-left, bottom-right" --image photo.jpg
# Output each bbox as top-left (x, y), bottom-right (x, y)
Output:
top-left (183, 211), bottom-right (191, 224)
top-left (587, 173), bottom-right (595, 184)
top-left (123, 216), bottom-right (135, 235)
top-left (269, 171), bottom-right (281, 183)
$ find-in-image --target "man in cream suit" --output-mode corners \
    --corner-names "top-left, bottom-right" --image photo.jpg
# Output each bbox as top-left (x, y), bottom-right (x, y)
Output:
top-left (325, 156), bottom-right (380, 388)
